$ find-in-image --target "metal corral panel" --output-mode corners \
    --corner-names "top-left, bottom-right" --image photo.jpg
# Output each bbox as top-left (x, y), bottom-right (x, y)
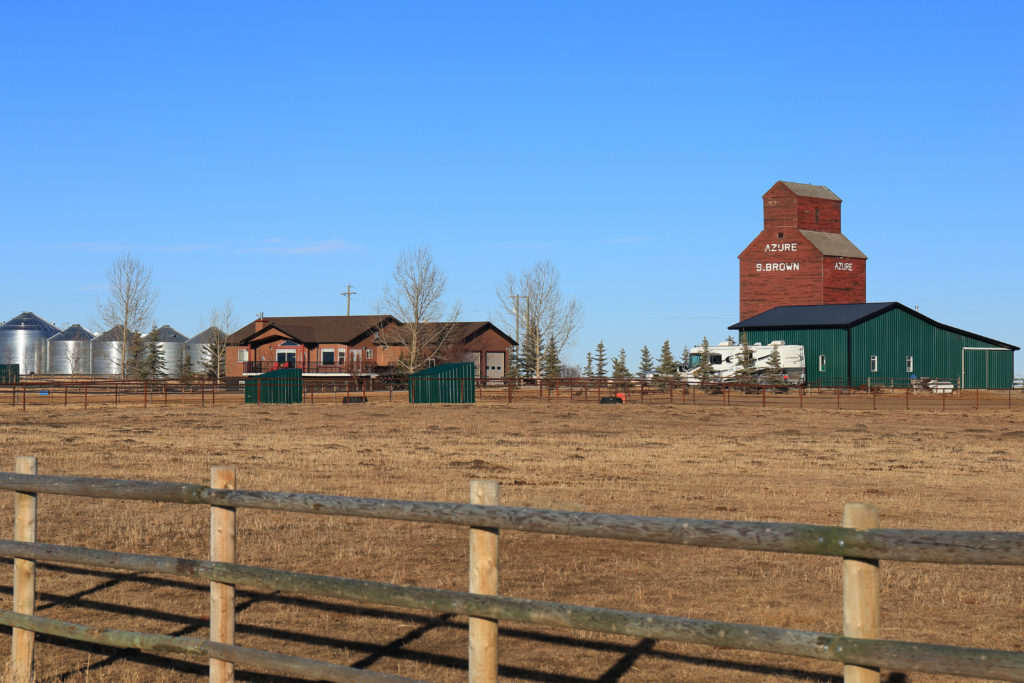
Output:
top-left (408, 362), bottom-right (476, 403)
top-left (0, 365), bottom-right (19, 383)
top-left (47, 325), bottom-right (95, 375)
top-left (245, 368), bottom-right (303, 404)
top-left (0, 312), bottom-right (60, 375)
top-left (744, 328), bottom-right (849, 387)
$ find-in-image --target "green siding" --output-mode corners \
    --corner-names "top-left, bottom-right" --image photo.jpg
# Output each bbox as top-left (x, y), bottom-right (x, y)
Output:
top-left (745, 329), bottom-right (848, 386)
top-left (409, 362), bottom-right (476, 403)
top-left (741, 307), bottom-right (1015, 389)
top-left (244, 368), bottom-right (303, 404)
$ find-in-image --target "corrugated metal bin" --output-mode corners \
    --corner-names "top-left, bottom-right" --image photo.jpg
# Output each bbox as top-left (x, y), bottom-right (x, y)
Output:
top-left (245, 368), bottom-right (303, 404)
top-left (409, 362), bottom-right (476, 404)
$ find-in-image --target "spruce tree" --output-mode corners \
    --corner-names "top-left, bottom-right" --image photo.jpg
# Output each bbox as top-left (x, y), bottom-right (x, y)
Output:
top-left (695, 336), bottom-right (715, 390)
top-left (542, 336), bottom-right (561, 378)
top-left (726, 335), bottom-right (736, 345)
top-left (126, 331), bottom-right (146, 379)
top-left (612, 348), bottom-right (631, 379)
top-left (678, 346), bottom-right (691, 371)
top-left (656, 340), bottom-right (676, 376)
top-left (519, 321), bottom-right (541, 378)
top-left (142, 326), bottom-right (166, 379)
top-left (734, 331), bottom-right (756, 390)
top-left (594, 341), bottom-right (608, 378)
top-left (637, 345), bottom-right (653, 376)
top-left (765, 342), bottom-right (785, 388)
top-left (506, 347), bottom-right (521, 379)
top-left (584, 352), bottom-right (593, 378)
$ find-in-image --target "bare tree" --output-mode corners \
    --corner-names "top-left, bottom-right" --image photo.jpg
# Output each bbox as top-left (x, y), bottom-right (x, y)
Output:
top-left (203, 300), bottom-right (236, 380)
top-left (64, 343), bottom-right (85, 376)
top-left (377, 245), bottom-right (462, 373)
top-left (497, 261), bottom-right (582, 379)
top-left (97, 254), bottom-right (158, 380)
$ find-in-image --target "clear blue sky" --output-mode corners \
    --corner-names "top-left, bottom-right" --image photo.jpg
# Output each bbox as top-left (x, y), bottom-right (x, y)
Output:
top-left (2, 2), bottom-right (1022, 371)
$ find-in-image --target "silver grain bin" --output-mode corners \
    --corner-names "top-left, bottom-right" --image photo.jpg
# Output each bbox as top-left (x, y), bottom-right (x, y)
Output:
top-left (184, 326), bottom-right (224, 375)
top-left (144, 325), bottom-right (188, 377)
top-left (91, 326), bottom-right (132, 377)
top-left (0, 312), bottom-right (60, 375)
top-left (47, 324), bottom-right (95, 375)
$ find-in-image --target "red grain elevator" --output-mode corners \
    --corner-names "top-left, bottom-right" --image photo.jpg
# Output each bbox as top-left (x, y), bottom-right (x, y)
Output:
top-left (738, 181), bottom-right (867, 320)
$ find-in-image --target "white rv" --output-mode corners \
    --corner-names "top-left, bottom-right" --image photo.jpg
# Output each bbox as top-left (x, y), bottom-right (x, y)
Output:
top-left (683, 340), bottom-right (805, 385)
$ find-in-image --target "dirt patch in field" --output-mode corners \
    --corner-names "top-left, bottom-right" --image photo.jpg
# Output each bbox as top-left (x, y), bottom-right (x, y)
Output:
top-left (1, 402), bottom-right (1023, 681)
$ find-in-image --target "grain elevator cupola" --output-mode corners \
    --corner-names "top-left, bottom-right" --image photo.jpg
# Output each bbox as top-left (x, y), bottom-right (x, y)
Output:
top-left (738, 181), bottom-right (867, 320)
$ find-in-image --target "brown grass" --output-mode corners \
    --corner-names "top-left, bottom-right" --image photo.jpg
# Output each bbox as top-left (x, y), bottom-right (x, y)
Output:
top-left (1, 401), bottom-right (1023, 682)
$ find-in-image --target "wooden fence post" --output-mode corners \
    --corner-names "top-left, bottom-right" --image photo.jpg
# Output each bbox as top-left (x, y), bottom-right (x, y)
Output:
top-left (843, 502), bottom-right (880, 683)
top-left (469, 479), bottom-right (500, 683)
top-left (13, 455), bottom-right (38, 683)
top-left (210, 467), bottom-right (237, 683)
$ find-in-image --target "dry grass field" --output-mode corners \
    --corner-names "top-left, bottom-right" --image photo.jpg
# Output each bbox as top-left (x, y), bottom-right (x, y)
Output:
top-left (1, 401), bottom-right (1023, 682)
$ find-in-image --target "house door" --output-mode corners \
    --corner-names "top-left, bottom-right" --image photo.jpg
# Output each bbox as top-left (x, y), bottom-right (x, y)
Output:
top-left (276, 349), bottom-right (296, 368)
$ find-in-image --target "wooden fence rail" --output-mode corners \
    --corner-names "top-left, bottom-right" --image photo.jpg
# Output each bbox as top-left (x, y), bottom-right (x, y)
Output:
top-left (3, 462), bottom-right (1024, 681)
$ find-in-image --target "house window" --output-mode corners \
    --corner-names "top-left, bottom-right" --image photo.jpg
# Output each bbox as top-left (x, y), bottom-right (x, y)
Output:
top-left (276, 349), bottom-right (296, 367)
top-left (906, 356), bottom-right (914, 373)
top-left (869, 355), bottom-right (878, 373)
top-left (818, 355), bottom-right (827, 372)
top-left (365, 348), bottom-right (373, 360)
top-left (237, 349), bottom-right (249, 363)
top-left (814, 208), bottom-right (820, 224)
top-left (777, 232), bottom-right (784, 239)
top-left (338, 350), bottom-right (346, 364)
top-left (321, 350), bottom-right (335, 365)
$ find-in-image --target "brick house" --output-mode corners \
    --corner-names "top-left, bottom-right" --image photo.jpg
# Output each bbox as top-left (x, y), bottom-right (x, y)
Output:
top-left (738, 181), bottom-right (867, 320)
top-left (225, 315), bottom-right (515, 379)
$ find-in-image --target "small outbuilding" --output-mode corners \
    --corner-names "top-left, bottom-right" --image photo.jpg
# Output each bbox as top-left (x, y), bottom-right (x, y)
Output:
top-left (730, 302), bottom-right (1017, 389)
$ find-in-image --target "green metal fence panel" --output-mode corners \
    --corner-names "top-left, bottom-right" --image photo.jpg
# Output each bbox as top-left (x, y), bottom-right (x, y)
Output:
top-left (408, 362), bottom-right (476, 404)
top-left (244, 368), bottom-right (304, 404)
top-left (0, 365), bottom-right (19, 383)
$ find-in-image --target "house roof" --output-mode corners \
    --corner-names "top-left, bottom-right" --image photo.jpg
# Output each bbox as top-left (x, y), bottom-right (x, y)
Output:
top-left (226, 315), bottom-right (396, 346)
top-left (771, 181), bottom-right (841, 201)
top-left (798, 230), bottom-right (867, 259)
top-left (414, 321), bottom-right (517, 346)
top-left (730, 302), bottom-right (1018, 350)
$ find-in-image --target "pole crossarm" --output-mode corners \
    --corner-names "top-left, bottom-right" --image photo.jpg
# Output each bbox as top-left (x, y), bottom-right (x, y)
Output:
top-left (3, 473), bottom-right (1024, 564)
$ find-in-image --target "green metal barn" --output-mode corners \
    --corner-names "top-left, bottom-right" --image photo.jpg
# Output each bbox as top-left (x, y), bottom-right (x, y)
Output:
top-left (730, 302), bottom-right (1017, 389)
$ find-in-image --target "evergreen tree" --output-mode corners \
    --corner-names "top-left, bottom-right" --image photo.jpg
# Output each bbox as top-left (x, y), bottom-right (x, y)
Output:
top-left (734, 331), bottom-right (756, 389)
top-left (612, 348), bottom-right (631, 379)
top-left (541, 336), bottom-right (561, 378)
top-left (519, 320), bottom-right (542, 378)
top-left (656, 340), bottom-right (676, 376)
top-left (637, 345), bottom-right (653, 376)
top-left (694, 336), bottom-right (716, 390)
top-left (180, 348), bottom-right (194, 382)
top-left (584, 352), bottom-right (594, 378)
top-left (594, 341), bottom-right (608, 378)
top-left (726, 335), bottom-right (736, 344)
top-left (506, 347), bottom-right (521, 379)
top-left (678, 346), bottom-right (691, 371)
top-left (764, 342), bottom-right (785, 387)
top-left (125, 331), bottom-right (146, 379)
top-left (142, 326), bottom-right (166, 379)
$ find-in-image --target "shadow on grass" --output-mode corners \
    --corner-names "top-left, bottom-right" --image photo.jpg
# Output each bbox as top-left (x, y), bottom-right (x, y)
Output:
top-left (0, 560), bottom-right (850, 682)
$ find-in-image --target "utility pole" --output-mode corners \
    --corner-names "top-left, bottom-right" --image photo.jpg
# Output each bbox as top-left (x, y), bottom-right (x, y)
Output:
top-left (341, 284), bottom-right (357, 316)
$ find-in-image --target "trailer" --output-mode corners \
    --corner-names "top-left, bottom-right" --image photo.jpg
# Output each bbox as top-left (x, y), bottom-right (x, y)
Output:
top-left (683, 340), bottom-right (805, 385)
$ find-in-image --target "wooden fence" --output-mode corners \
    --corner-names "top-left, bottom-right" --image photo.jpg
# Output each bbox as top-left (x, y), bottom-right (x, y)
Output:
top-left (3, 460), bottom-right (1024, 681)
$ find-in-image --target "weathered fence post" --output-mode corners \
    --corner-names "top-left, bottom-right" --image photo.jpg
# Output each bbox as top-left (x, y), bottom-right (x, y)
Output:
top-left (843, 502), bottom-right (880, 683)
top-left (210, 467), bottom-right (237, 683)
top-left (469, 479), bottom-right (500, 683)
top-left (13, 456), bottom-right (38, 683)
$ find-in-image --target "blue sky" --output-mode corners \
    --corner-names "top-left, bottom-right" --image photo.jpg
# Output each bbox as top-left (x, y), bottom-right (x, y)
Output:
top-left (2, 2), bottom-right (1022, 370)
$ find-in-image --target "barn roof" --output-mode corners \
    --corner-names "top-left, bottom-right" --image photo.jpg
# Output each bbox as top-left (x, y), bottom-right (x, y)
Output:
top-left (730, 302), bottom-right (1018, 350)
